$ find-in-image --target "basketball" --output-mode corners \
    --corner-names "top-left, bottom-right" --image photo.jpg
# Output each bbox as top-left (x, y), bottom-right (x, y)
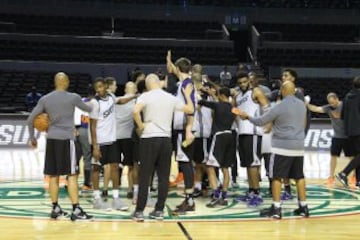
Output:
top-left (33, 113), bottom-right (49, 132)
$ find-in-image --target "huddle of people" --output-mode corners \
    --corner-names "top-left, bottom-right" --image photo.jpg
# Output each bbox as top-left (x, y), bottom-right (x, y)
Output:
top-left (27, 52), bottom-right (360, 222)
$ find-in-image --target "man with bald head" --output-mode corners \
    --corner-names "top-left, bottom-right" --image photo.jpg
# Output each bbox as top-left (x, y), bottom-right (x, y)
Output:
top-left (235, 81), bottom-right (309, 219)
top-left (115, 81), bottom-right (137, 199)
top-left (132, 74), bottom-right (194, 221)
top-left (27, 72), bottom-right (93, 221)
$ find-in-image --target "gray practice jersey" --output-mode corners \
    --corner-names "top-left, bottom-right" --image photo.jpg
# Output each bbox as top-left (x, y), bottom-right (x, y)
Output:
top-left (322, 102), bottom-right (346, 139)
top-left (27, 90), bottom-right (92, 140)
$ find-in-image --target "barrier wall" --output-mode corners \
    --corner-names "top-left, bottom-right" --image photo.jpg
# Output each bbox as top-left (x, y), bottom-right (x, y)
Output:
top-left (0, 114), bottom-right (332, 150)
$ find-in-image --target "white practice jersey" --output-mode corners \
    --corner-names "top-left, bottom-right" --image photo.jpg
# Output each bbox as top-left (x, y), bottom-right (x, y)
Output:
top-left (235, 89), bottom-right (262, 135)
top-left (89, 94), bottom-right (116, 145)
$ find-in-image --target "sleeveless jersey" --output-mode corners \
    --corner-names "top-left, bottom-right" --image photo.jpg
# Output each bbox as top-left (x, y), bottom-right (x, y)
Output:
top-left (235, 89), bottom-right (262, 135)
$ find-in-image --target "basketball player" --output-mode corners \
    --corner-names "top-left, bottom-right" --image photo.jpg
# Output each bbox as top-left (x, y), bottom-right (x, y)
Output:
top-left (235, 81), bottom-right (309, 219)
top-left (89, 77), bottom-right (128, 211)
top-left (192, 72), bottom-right (213, 197)
top-left (167, 51), bottom-right (197, 214)
top-left (132, 74), bottom-right (194, 221)
top-left (115, 82), bottom-right (137, 198)
top-left (27, 72), bottom-right (93, 221)
top-left (199, 87), bottom-right (236, 207)
top-left (307, 93), bottom-right (353, 186)
top-left (336, 76), bottom-right (360, 188)
top-left (234, 72), bottom-right (268, 207)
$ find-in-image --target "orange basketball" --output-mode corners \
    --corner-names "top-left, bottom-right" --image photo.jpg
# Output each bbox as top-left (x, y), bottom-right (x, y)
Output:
top-left (33, 113), bottom-right (49, 132)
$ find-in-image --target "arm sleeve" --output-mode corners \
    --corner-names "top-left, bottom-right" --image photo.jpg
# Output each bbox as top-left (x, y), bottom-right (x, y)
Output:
top-left (198, 100), bottom-right (216, 109)
top-left (321, 105), bottom-right (330, 114)
top-left (74, 94), bottom-right (92, 112)
top-left (26, 98), bottom-right (45, 139)
top-left (248, 105), bottom-right (280, 126)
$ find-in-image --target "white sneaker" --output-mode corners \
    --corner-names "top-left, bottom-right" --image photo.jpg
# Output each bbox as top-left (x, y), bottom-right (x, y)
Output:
top-left (93, 198), bottom-right (111, 211)
top-left (112, 198), bottom-right (129, 211)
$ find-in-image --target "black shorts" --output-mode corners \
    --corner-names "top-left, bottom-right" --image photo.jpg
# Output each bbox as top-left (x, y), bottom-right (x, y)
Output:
top-left (92, 143), bottom-right (118, 165)
top-left (238, 135), bottom-right (262, 168)
top-left (117, 138), bottom-right (134, 166)
top-left (173, 130), bottom-right (194, 162)
top-left (193, 138), bottom-right (209, 164)
top-left (331, 138), bottom-right (354, 157)
top-left (44, 139), bottom-right (79, 176)
top-left (269, 154), bottom-right (304, 179)
top-left (207, 131), bottom-right (234, 168)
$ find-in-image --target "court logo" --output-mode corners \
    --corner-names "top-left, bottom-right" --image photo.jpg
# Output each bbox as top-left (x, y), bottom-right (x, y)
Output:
top-left (0, 181), bottom-right (359, 221)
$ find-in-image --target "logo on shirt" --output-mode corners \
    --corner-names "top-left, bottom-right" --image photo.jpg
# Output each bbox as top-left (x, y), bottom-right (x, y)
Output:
top-left (103, 104), bottom-right (114, 118)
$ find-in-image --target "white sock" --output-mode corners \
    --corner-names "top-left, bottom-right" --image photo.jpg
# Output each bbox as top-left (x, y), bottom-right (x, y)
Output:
top-left (94, 190), bottom-right (101, 199)
top-left (299, 201), bottom-right (307, 207)
top-left (133, 184), bottom-right (139, 193)
top-left (273, 202), bottom-right (281, 208)
top-left (112, 189), bottom-right (119, 199)
top-left (195, 182), bottom-right (202, 190)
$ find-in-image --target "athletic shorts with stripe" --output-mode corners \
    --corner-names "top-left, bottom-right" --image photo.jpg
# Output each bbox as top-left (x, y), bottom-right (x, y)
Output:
top-left (173, 130), bottom-right (195, 162)
top-left (269, 154), bottom-right (304, 179)
top-left (44, 139), bottom-right (79, 175)
top-left (238, 135), bottom-right (262, 168)
top-left (207, 131), bottom-right (234, 168)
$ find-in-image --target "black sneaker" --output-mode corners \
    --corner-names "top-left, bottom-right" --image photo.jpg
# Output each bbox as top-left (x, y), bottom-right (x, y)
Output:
top-left (70, 207), bottom-right (94, 221)
top-left (149, 210), bottom-right (164, 220)
top-left (193, 188), bottom-right (202, 198)
top-left (50, 206), bottom-right (68, 219)
top-left (294, 205), bottom-right (310, 217)
top-left (335, 173), bottom-right (348, 188)
top-left (206, 198), bottom-right (220, 208)
top-left (173, 201), bottom-right (195, 215)
top-left (132, 211), bottom-right (144, 222)
top-left (260, 204), bottom-right (282, 219)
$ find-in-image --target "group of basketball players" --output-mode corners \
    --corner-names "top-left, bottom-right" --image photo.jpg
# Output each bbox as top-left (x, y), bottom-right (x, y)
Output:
top-left (27, 52), bottom-right (360, 221)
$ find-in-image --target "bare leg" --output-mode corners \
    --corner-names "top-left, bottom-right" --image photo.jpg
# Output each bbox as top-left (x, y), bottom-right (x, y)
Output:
top-left (67, 174), bottom-right (79, 204)
top-left (49, 176), bottom-right (60, 203)
top-left (221, 168), bottom-right (230, 192)
top-left (103, 164), bottom-right (111, 191)
top-left (295, 178), bottom-right (306, 201)
top-left (272, 178), bottom-right (282, 202)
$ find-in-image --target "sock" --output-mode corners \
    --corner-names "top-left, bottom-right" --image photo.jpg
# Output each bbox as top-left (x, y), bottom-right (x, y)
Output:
top-left (72, 203), bottom-right (80, 211)
top-left (299, 201), bottom-right (307, 207)
top-left (195, 182), bottom-right (202, 190)
top-left (221, 191), bottom-right (227, 199)
top-left (185, 193), bottom-right (194, 206)
top-left (133, 184), bottom-right (139, 193)
top-left (253, 189), bottom-right (260, 195)
top-left (273, 202), bottom-right (281, 208)
top-left (248, 188), bottom-right (254, 194)
top-left (94, 190), bottom-right (101, 199)
top-left (284, 184), bottom-right (291, 194)
top-left (84, 170), bottom-right (91, 187)
top-left (213, 189), bottom-right (220, 198)
top-left (113, 189), bottom-right (119, 199)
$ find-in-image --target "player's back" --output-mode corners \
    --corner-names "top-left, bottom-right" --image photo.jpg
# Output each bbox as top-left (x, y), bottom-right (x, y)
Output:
top-left (41, 90), bottom-right (82, 140)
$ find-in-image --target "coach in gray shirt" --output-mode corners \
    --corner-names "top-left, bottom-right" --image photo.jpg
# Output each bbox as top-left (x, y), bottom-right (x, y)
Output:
top-left (236, 81), bottom-right (309, 219)
top-left (131, 74), bottom-right (194, 222)
top-left (27, 72), bottom-right (93, 221)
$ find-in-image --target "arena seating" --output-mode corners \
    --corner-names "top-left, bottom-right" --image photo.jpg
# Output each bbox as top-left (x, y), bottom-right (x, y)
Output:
top-left (0, 70), bottom-right (91, 111)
